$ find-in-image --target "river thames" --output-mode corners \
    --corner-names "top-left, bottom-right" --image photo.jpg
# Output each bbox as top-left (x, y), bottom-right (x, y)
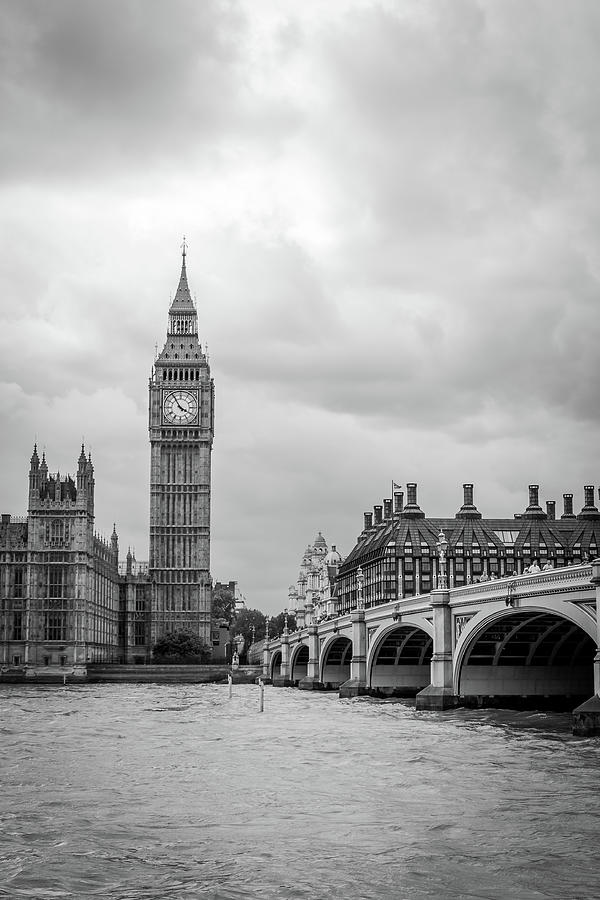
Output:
top-left (0, 683), bottom-right (598, 899)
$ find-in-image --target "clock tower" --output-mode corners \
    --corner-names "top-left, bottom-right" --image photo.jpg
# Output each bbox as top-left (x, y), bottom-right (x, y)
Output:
top-left (148, 245), bottom-right (214, 647)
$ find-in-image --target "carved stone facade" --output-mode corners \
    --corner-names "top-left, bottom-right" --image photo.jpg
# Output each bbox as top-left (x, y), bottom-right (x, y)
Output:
top-left (0, 249), bottom-right (215, 671)
top-left (0, 446), bottom-right (119, 669)
top-left (288, 532), bottom-right (344, 625)
top-left (148, 247), bottom-right (214, 647)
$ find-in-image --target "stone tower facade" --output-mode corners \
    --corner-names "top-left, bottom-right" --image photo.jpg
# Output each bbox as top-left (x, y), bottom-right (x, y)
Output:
top-left (0, 445), bottom-right (119, 670)
top-left (148, 247), bottom-right (214, 647)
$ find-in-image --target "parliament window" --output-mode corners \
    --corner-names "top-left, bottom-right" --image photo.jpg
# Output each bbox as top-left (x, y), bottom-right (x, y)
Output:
top-left (48, 567), bottom-right (65, 599)
top-left (13, 612), bottom-right (22, 640)
top-left (13, 567), bottom-right (24, 599)
top-left (45, 612), bottom-right (66, 641)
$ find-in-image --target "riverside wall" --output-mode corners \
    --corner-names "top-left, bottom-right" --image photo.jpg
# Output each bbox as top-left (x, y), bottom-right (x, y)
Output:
top-left (0, 665), bottom-right (263, 685)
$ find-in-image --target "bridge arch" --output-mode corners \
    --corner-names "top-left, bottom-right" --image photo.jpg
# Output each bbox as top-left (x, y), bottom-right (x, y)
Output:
top-left (367, 621), bottom-right (434, 696)
top-left (269, 649), bottom-right (282, 680)
top-left (290, 643), bottom-right (309, 683)
top-left (319, 634), bottom-right (352, 689)
top-left (454, 606), bottom-right (595, 708)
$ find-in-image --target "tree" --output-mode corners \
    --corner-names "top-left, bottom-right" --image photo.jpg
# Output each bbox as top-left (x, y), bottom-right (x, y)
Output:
top-left (270, 611), bottom-right (297, 638)
top-left (211, 585), bottom-right (235, 624)
top-left (152, 630), bottom-right (212, 663)
top-left (232, 608), bottom-right (267, 661)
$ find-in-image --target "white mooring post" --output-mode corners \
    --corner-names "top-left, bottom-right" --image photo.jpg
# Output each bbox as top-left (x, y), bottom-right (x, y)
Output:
top-left (258, 679), bottom-right (264, 713)
top-left (228, 673), bottom-right (233, 699)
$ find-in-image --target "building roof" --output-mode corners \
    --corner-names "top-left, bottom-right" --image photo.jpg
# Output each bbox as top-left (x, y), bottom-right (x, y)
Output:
top-left (340, 485), bottom-right (600, 573)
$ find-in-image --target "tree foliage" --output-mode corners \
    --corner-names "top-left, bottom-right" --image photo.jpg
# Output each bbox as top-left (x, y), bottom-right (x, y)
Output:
top-left (152, 630), bottom-right (212, 663)
top-left (233, 608), bottom-right (267, 661)
top-left (270, 611), bottom-right (297, 638)
top-left (211, 586), bottom-right (235, 624)
top-left (230, 609), bottom-right (298, 657)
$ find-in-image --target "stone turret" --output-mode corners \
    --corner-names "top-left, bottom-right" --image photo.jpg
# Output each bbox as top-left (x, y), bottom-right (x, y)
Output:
top-left (111, 523), bottom-right (119, 558)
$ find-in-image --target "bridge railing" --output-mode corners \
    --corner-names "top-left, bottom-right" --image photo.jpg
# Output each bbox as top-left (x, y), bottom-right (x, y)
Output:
top-left (267, 565), bottom-right (594, 649)
top-left (448, 563), bottom-right (592, 601)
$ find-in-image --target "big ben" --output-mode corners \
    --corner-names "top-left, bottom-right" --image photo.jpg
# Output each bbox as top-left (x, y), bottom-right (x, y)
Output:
top-left (148, 244), bottom-right (214, 646)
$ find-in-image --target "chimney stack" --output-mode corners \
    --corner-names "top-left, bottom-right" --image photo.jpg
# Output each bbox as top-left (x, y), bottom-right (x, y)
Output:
top-left (374, 505), bottom-right (383, 524)
top-left (578, 485), bottom-right (599, 519)
top-left (363, 512), bottom-right (373, 530)
top-left (524, 484), bottom-right (546, 518)
top-left (546, 500), bottom-right (555, 520)
top-left (562, 493), bottom-right (575, 518)
top-left (383, 498), bottom-right (393, 519)
top-left (394, 491), bottom-right (404, 514)
top-left (401, 482), bottom-right (425, 518)
top-left (456, 483), bottom-right (481, 519)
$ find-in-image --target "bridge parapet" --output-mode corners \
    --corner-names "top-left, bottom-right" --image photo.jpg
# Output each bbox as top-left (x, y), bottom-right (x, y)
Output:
top-left (449, 564), bottom-right (592, 604)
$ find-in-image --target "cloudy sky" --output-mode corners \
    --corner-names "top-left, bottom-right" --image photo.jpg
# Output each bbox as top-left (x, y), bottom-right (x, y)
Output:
top-left (1, 0), bottom-right (599, 613)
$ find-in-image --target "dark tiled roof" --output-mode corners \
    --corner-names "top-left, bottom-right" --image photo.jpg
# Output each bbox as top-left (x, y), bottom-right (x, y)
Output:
top-left (339, 512), bottom-right (600, 574)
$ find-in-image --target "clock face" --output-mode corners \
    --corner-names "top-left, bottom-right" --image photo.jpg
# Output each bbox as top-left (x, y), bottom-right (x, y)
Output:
top-left (163, 389), bottom-right (199, 425)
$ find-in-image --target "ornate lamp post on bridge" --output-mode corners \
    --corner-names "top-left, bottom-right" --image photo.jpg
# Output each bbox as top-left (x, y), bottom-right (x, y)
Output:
top-left (436, 530), bottom-right (449, 589)
top-left (273, 608), bottom-right (293, 686)
top-left (261, 616), bottom-right (271, 682)
top-left (356, 566), bottom-right (365, 610)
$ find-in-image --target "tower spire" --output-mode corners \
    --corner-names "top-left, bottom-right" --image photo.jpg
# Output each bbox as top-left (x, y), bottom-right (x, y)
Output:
top-left (170, 239), bottom-right (194, 312)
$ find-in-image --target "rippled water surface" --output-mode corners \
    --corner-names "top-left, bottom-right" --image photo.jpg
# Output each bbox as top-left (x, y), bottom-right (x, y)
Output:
top-left (0, 684), bottom-right (598, 899)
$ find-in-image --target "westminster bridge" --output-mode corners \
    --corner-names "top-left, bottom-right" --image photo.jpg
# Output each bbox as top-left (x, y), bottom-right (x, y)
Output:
top-left (261, 562), bottom-right (600, 734)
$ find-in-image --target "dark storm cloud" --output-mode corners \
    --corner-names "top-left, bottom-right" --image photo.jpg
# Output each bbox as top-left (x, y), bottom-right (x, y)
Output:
top-left (0, 0), bottom-right (248, 179)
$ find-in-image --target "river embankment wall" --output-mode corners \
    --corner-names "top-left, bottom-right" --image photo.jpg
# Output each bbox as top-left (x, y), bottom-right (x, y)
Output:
top-left (87, 664), bottom-right (262, 684)
top-left (0, 665), bottom-right (262, 685)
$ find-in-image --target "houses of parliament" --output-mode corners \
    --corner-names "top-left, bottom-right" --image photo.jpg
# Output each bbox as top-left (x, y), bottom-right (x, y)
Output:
top-left (0, 248), bottom-right (215, 671)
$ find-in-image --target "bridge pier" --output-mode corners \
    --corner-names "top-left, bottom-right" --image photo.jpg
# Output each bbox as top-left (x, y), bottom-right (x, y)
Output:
top-left (339, 608), bottom-right (368, 698)
top-left (262, 638), bottom-right (271, 680)
top-left (272, 630), bottom-right (294, 687)
top-left (573, 559), bottom-right (600, 736)
top-left (299, 624), bottom-right (324, 690)
top-left (415, 588), bottom-right (458, 711)
top-left (259, 638), bottom-right (272, 685)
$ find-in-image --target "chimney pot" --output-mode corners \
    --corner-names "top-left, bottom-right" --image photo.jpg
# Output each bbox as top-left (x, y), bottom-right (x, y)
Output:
top-left (406, 483), bottom-right (417, 506)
